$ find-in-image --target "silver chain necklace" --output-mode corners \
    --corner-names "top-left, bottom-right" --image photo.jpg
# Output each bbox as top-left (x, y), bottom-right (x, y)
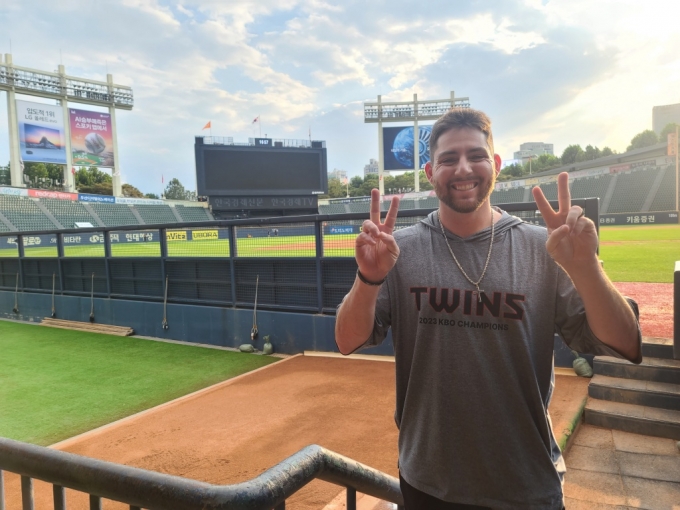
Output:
top-left (438, 208), bottom-right (495, 303)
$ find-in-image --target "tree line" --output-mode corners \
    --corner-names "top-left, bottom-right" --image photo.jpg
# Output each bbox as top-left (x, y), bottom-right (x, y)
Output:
top-left (498, 122), bottom-right (678, 181)
top-left (18, 163), bottom-right (196, 200)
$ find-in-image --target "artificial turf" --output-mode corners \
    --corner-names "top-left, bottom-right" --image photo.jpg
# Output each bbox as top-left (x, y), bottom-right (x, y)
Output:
top-left (598, 224), bottom-right (680, 283)
top-left (0, 320), bottom-right (280, 446)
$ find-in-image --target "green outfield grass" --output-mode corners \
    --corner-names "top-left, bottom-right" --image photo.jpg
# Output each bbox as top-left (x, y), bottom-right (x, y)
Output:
top-left (0, 320), bottom-right (280, 446)
top-left (599, 224), bottom-right (680, 283)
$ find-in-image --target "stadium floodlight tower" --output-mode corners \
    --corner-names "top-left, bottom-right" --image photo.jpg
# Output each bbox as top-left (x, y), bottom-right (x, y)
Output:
top-left (0, 54), bottom-right (133, 196)
top-left (363, 91), bottom-right (470, 196)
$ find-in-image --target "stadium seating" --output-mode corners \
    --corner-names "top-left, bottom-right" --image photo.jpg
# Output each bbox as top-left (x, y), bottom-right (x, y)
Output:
top-left (419, 196), bottom-right (439, 209)
top-left (90, 202), bottom-right (141, 226)
top-left (648, 166), bottom-right (677, 212)
top-left (570, 174), bottom-right (613, 201)
top-left (134, 205), bottom-right (179, 224)
top-left (347, 202), bottom-right (370, 213)
top-left (319, 203), bottom-right (348, 214)
top-left (42, 198), bottom-right (100, 228)
top-left (0, 195), bottom-right (57, 231)
top-left (606, 166), bottom-right (662, 214)
top-left (0, 220), bottom-right (10, 232)
top-left (490, 187), bottom-right (525, 204)
top-left (536, 181), bottom-right (558, 201)
top-left (175, 205), bottom-right (213, 222)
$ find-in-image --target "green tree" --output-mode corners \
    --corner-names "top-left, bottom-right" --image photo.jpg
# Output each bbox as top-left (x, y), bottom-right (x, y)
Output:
top-left (601, 147), bottom-right (614, 157)
top-left (584, 145), bottom-right (600, 161)
top-left (499, 163), bottom-right (524, 180)
top-left (145, 193), bottom-right (160, 199)
top-left (418, 170), bottom-right (433, 191)
top-left (164, 178), bottom-right (191, 200)
top-left (324, 177), bottom-right (347, 198)
top-left (122, 183), bottom-right (144, 198)
top-left (75, 167), bottom-right (112, 187)
top-left (561, 145), bottom-right (584, 165)
top-left (78, 182), bottom-right (113, 195)
top-left (660, 123), bottom-right (679, 140)
top-left (23, 162), bottom-right (48, 184)
top-left (525, 154), bottom-right (561, 174)
top-left (627, 130), bottom-right (658, 152)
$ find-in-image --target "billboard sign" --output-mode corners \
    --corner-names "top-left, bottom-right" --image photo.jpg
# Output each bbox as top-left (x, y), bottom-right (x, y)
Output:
top-left (28, 189), bottom-right (77, 200)
top-left (16, 100), bottom-right (67, 164)
top-left (69, 108), bottom-right (115, 167)
top-left (382, 125), bottom-right (432, 171)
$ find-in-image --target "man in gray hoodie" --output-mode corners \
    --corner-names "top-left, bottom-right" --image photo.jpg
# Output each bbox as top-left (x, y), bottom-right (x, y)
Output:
top-left (335, 108), bottom-right (641, 509)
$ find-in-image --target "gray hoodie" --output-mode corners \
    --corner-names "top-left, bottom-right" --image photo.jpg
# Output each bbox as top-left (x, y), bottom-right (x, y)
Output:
top-left (363, 209), bottom-right (639, 509)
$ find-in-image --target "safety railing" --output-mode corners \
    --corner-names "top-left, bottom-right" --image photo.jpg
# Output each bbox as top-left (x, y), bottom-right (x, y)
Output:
top-left (0, 438), bottom-right (403, 510)
top-left (0, 199), bottom-right (599, 315)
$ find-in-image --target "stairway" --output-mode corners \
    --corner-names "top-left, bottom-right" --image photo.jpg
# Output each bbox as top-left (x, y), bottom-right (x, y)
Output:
top-left (584, 337), bottom-right (680, 439)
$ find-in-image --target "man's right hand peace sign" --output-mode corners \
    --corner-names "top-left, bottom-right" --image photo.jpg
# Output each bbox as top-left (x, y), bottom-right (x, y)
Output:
top-left (355, 189), bottom-right (401, 284)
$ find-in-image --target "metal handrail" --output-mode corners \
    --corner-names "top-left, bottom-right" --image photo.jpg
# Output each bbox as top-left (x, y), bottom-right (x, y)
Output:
top-left (0, 437), bottom-right (403, 510)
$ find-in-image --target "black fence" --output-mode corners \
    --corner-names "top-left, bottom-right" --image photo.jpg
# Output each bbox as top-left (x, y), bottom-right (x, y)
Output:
top-left (0, 199), bottom-right (599, 315)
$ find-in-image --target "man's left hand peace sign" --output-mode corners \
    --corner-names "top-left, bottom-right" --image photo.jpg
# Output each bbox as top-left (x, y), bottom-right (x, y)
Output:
top-left (532, 172), bottom-right (599, 271)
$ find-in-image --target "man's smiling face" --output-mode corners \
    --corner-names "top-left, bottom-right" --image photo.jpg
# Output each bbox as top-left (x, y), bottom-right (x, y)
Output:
top-left (426, 127), bottom-right (499, 214)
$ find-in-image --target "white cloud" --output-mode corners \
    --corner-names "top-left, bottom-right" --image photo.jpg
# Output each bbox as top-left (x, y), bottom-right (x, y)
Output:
top-left (0, 0), bottom-right (678, 193)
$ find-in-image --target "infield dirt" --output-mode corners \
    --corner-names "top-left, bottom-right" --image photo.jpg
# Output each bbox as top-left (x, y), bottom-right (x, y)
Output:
top-left (1, 355), bottom-right (589, 510)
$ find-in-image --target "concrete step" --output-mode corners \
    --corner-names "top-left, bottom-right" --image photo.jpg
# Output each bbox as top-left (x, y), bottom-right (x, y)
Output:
top-left (588, 374), bottom-right (680, 411)
top-left (584, 398), bottom-right (680, 440)
top-left (593, 355), bottom-right (680, 384)
top-left (641, 337), bottom-right (674, 360)
top-left (322, 489), bottom-right (397, 510)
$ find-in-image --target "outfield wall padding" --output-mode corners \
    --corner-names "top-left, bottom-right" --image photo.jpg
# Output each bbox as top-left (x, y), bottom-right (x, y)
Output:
top-left (0, 290), bottom-right (579, 367)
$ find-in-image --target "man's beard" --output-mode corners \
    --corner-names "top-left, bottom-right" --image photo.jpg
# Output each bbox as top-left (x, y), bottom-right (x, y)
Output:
top-left (433, 173), bottom-right (496, 214)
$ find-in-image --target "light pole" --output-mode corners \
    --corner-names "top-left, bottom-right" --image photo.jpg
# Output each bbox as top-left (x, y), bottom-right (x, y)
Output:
top-left (528, 154), bottom-right (536, 175)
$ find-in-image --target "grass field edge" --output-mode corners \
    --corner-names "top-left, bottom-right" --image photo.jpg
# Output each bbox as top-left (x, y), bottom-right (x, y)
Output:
top-left (49, 353), bottom-right (302, 450)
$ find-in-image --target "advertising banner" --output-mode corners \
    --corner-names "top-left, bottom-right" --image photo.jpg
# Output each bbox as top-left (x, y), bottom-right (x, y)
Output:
top-left (599, 212), bottom-right (678, 226)
top-left (382, 125), bottom-right (432, 171)
top-left (115, 197), bottom-right (165, 205)
top-left (0, 186), bottom-right (29, 197)
top-left (16, 100), bottom-right (67, 164)
top-left (609, 164), bottom-right (631, 174)
top-left (69, 108), bottom-right (115, 167)
top-left (78, 193), bottom-right (116, 203)
top-left (28, 189), bottom-right (78, 200)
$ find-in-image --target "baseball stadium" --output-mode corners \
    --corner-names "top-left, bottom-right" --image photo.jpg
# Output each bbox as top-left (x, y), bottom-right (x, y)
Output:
top-left (1, 55), bottom-right (679, 510)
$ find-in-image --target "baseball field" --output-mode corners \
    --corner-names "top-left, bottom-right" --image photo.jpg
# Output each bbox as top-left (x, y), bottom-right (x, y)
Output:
top-left (0, 222), bottom-right (677, 509)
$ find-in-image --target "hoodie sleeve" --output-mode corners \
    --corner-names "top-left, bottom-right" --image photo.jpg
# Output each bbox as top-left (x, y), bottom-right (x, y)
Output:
top-left (362, 277), bottom-right (392, 347)
top-left (554, 265), bottom-right (642, 363)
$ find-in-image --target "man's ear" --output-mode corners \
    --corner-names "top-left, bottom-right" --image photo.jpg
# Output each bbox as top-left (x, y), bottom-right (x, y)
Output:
top-left (493, 154), bottom-right (502, 176)
top-left (424, 161), bottom-right (434, 182)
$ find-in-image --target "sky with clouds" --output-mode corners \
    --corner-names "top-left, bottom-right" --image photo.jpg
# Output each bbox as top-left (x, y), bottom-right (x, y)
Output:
top-left (1, 0), bottom-right (679, 196)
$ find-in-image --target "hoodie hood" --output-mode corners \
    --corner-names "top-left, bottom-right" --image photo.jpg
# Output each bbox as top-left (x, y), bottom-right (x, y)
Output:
top-left (419, 208), bottom-right (525, 243)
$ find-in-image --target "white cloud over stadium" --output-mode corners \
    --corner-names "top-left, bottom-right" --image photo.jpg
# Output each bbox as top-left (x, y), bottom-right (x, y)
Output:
top-left (0, 0), bottom-right (679, 196)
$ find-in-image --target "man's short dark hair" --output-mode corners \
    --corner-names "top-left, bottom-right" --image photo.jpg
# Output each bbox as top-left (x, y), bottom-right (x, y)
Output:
top-left (429, 108), bottom-right (495, 160)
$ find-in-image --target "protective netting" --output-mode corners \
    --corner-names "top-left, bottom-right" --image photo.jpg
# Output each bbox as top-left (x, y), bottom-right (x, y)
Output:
top-left (110, 230), bottom-right (161, 257)
top-left (234, 223), bottom-right (316, 258)
top-left (166, 227), bottom-right (231, 257)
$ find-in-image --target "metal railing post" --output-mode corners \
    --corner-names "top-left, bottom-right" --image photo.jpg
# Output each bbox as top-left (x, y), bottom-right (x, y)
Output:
top-left (53, 485), bottom-right (65, 510)
top-left (20, 476), bottom-right (33, 510)
top-left (315, 219), bottom-right (324, 313)
top-left (0, 470), bottom-right (5, 510)
top-left (346, 487), bottom-right (357, 510)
